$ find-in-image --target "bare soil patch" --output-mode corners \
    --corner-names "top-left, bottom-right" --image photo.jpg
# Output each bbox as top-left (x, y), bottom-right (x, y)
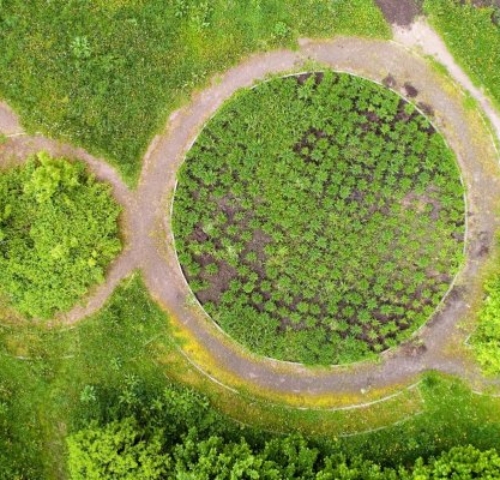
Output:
top-left (374, 0), bottom-right (423, 26)
top-left (468, 0), bottom-right (500, 7)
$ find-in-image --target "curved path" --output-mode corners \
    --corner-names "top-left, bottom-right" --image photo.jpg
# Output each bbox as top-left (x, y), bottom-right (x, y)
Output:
top-left (1, 23), bottom-right (500, 399)
top-left (0, 105), bottom-right (138, 326)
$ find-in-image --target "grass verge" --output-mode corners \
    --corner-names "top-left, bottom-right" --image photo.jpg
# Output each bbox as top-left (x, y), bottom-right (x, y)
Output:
top-left (424, 0), bottom-right (500, 110)
top-left (0, 0), bottom-right (389, 185)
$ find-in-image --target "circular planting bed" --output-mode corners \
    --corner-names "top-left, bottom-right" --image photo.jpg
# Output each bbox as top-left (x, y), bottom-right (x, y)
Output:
top-left (173, 71), bottom-right (465, 365)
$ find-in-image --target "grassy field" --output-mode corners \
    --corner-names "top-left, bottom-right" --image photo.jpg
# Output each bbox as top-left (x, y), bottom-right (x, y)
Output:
top-left (424, 0), bottom-right (500, 108)
top-left (0, 0), bottom-right (390, 185)
top-left (0, 275), bottom-right (170, 478)
top-left (2, 1), bottom-right (500, 477)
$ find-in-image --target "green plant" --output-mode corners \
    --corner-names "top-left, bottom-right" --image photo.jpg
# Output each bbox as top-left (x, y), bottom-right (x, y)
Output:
top-left (0, 0), bottom-right (389, 184)
top-left (0, 152), bottom-right (121, 318)
top-left (70, 36), bottom-right (91, 60)
top-left (472, 274), bottom-right (500, 375)
top-left (173, 71), bottom-right (464, 365)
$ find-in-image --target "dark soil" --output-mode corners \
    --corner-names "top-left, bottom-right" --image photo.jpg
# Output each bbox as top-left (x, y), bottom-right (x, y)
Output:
top-left (417, 102), bottom-right (435, 117)
top-left (374, 0), bottom-right (423, 26)
top-left (196, 260), bottom-right (238, 305)
top-left (382, 74), bottom-right (397, 88)
top-left (403, 82), bottom-right (419, 98)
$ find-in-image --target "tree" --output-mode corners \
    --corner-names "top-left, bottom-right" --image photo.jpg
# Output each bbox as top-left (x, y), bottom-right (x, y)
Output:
top-left (0, 152), bottom-right (121, 318)
top-left (66, 418), bottom-right (169, 480)
top-left (406, 445), bottom-right (500, 479)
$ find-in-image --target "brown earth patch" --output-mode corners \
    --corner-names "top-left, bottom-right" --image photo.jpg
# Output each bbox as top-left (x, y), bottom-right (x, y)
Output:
top-left (467, 0), bottom-right (500, 7)
top-left (374, 0), bottom-right (422, 26)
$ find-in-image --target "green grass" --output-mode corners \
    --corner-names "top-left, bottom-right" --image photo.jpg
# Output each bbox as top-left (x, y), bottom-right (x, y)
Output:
top-left (336, 372), bottom-right (500, 467)
top-left (471, 272), bottom-right (500, 376)
top-left (64, 371), bottom-right (500, 478)
top-left (0, 0), bottom-right (390, 185)
top-left (173, 72), bottom-right (465, 365)
top-left (0, 273), bottom-right (170, 478)
top-left (424, 0), bottom-right (500, 109)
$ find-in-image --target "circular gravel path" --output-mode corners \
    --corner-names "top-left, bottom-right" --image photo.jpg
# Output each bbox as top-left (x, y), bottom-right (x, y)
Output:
top-left (1, 24), bottom-right (500, 399)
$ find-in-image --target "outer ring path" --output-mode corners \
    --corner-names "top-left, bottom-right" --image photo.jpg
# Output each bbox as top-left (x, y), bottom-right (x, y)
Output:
top-left (139, 35), bottom-right (500, 395)
top-left (1, 27), bottom-right (500, 399)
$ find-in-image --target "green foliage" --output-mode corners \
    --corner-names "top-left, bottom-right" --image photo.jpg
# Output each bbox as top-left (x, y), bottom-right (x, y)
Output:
top-left (0, 274), bottom-right (171, 478)
top-left (408, 445), bottom-right (500, 479)
top-left (66, 376), bottom-right (500, 479)
top-left (67, 417), bottom-right (169, 480)
top-left (424, 0), bottom-right (500, 109)
top-left (472, 275), bottom-right (500, 375)
top-left (335, 373), bottom-right (500, 469)
top-left (0, 152), bottom-right (121, 318)
top-left (2, 275), bottom-right (500, 478)
top-left (0, 0), bottom-right (389, 183)
top-left (173, 72), bottom-right (465, 365)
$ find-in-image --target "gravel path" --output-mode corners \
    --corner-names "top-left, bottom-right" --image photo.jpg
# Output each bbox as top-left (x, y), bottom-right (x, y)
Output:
top-left (1, 24), bottom-right (499, 398)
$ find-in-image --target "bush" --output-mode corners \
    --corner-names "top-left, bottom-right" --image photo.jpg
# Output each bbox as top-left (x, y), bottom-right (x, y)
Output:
top-left (472, 275), bottom-right (500, 375)
top-left (0, 152), bottom-right (121, 318)
top-left (67, 379), bottom-right (500, 479)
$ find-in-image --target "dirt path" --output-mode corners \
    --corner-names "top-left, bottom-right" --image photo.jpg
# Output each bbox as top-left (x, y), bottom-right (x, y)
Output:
top-left (393, 18), bottom-right (500, 137)
top-left (374, 0), bottom-right (422, 26)
top-left (0, 102), bottom-right (23, 136)
top-left (1, 27), bottom-right (500, 397)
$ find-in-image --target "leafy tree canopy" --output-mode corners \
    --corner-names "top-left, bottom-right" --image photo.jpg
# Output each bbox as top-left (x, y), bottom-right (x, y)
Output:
top-left (67, 380), bottom-right (500, 479)
top-left (0, 151), bottom-right (121, 318)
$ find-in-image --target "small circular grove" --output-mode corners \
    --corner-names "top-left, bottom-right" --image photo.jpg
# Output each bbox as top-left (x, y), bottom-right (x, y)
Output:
top-left (172, 71), bottom-right (465, 365)
top-left (0, 152), bottom-right (122, 319)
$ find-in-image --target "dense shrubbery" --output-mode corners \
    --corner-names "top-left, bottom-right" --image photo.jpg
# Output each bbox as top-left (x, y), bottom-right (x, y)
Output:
top-left (425, 0), bottom-right (500, 108)
top-left (66, 379), bottom-right (500, 479)
top-left (0, 0), bottom-right (389, 183)
top-left (472, 274), bottom-right (500, 375)
top-left (173, 72), bottom-right (465, 364)
top-left (0, 152), bottom-right (121, 318)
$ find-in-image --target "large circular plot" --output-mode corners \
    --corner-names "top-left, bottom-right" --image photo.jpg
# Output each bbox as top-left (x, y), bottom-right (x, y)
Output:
top-left (173, 71), bottom-right (465, 365)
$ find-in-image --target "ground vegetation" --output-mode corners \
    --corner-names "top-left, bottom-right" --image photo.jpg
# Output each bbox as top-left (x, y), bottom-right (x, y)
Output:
top-left (0, 0), bottom-right (389, 183)
top-left (424, 0), bottom-right (500, 108)
top-left (173, 72), bottom-right (465, 364)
